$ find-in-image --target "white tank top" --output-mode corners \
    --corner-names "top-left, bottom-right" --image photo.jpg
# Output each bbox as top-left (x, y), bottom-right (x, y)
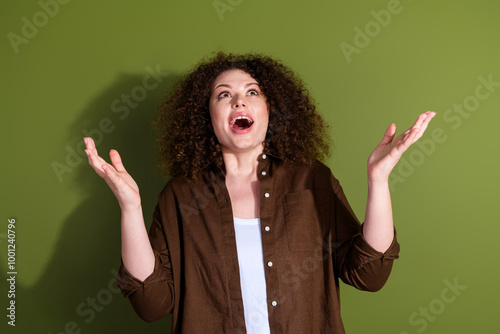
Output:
top-left (233, 217), bottom-right (271, 334)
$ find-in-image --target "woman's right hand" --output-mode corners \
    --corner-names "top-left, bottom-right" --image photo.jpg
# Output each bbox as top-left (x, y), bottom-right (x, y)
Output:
top-left (84, 137), bottom-right (141, 211)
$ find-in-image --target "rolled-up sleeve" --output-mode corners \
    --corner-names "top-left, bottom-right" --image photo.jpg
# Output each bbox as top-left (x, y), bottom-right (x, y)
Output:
top-left (117, 201), bottom-right (175, 322)
top-left (330, 173), bottom-right (400, 292)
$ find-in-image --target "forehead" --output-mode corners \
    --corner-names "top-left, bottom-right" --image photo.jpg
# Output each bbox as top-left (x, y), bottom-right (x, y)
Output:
top-left (212, 69), bottom-right (257, 89)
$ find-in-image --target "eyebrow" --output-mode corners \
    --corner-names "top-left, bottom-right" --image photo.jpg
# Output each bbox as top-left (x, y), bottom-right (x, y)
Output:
top-left (213, 82), bottom-right (260, 90)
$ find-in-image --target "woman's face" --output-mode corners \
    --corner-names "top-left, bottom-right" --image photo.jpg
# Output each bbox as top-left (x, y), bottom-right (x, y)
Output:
top-left (209, 69), bottom-right (269, 155)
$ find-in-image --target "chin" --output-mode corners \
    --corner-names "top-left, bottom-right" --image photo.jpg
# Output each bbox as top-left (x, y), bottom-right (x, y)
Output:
top-left (222, 141), bottom-right (264, 153)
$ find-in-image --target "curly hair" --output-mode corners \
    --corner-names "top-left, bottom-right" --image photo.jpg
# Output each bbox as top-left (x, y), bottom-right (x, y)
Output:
top-left (153, 51), bottom-right (331, 180)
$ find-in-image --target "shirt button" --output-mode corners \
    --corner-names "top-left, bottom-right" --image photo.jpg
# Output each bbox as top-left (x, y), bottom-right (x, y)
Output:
top-left (267, 261), bottom-right (273, 267)
top-left (271, 301), bottom-right (277, 306)
top-left (262, 154), bottom-right (267, 159)
top-left (264, 193), bottom-right (270, 198)
top-left (261, 171), bottom-right (267, 176)
top-left (264, 226), bottom-right (270, 231)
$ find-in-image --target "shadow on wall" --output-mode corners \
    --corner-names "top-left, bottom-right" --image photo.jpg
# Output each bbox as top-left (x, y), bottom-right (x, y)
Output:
top-left (13, 70), bottom-right (179, 333)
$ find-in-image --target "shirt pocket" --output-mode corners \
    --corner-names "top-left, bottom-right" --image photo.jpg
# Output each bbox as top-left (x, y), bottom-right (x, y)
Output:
top-left (283, 188), bottom-right (330, 252)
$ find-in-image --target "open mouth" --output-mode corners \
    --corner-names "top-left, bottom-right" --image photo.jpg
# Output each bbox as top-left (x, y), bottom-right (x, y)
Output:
top-left (229, 115), bottom-right (254, 130)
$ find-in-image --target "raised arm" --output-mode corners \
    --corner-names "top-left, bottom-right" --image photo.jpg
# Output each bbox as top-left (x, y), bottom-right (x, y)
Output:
top-left (363, 111), bottom-right (436, 252)
top-left (84, 137), bottom-right (154, 281)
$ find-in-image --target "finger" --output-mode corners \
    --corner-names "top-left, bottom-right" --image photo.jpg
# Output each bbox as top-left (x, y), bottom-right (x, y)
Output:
top-left (389, 128), bottom-right (417, 156)
top-left (387, 112), bottom-right (436, 158)
top-left (101, 163), bottom-right (129, 195)
top-left (404, 127), bottom-right (421, 147)
top-left (411, 111), bottom-right (436, 131)
top-left (84, 137), bottom-right (97, 158)
top-left (405, 111), bottom-right (436, 144)
top-left (84, 136), bottom-right (95, 151)
top-left (84, 137), bottom-right (110, 174)
top-left (84, 137), bottom-right (102, 158)
top-left (402, 113), bottom-right (426, 136)
top-left (398, 111), bottom-right (435, 142)
top-left (85, 137), bottom-right (110, 162)
top-left (102, 163), bottom-right (120, 184)
top-left (85, 150), bottom-right (108, 176)
top-left (379, 123), bottom-right (397, 145)
top-left (109, 149), bottom-right (127, 173)
top-left (390, 124), bottom-right (420, 154)
top-left (420, 111), bottom-right (436, 129)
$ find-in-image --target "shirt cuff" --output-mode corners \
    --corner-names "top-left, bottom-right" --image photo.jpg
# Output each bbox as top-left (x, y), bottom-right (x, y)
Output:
top-left (352, 223), bottom-right (400, 270)
top-left (117, 250), bottom-right (167, 298)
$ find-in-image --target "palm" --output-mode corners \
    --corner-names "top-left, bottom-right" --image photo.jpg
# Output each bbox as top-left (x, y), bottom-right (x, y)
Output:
top-left (84, 137), bottom-right (141, 210)
top-left (367, 111), bottom-right (436, 182)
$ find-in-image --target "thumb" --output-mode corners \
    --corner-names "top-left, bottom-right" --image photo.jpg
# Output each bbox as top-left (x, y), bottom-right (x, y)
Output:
top-left (109, 149), bottom-right (127, 173)
top-left (379, 123), bottom-right (397, 145)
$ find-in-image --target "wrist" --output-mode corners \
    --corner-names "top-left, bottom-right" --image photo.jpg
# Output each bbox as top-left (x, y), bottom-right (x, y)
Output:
top-left (367, 165), bottom-right (390, 185)
top-left (367, 177), bottom-right (389, 188)
top-left (120, 202), bottom-right (142, 214)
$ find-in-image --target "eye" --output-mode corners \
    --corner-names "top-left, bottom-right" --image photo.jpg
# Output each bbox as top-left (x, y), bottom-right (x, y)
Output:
top-left (217, 91), bottom-right (231, 99)
top-left (247, 89), bottom-right (259, 96)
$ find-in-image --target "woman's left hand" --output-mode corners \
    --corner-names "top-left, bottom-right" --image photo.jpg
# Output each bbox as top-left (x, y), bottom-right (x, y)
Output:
top-left (367, 111), bottom-right (437, 183)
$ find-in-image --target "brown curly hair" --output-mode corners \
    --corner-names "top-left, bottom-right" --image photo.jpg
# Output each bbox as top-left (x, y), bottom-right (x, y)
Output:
top-left (153, 51), bottom-right (331, 180)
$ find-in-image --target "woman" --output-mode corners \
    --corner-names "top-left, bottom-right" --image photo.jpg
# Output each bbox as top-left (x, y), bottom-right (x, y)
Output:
top-left (85, 52), bottom-right (435, 333)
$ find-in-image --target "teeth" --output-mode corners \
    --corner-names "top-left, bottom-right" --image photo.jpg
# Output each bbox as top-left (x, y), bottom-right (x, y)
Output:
top-left (229, 116), bottom-right (254, 125)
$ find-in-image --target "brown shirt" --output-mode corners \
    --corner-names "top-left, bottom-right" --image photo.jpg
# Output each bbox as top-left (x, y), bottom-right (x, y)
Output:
top-left (117, 153), bottom-right (400, 333)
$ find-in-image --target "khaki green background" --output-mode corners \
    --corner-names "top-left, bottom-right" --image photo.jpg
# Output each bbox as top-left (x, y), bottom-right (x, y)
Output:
top-left (1, 0), bottom-right (498, 333)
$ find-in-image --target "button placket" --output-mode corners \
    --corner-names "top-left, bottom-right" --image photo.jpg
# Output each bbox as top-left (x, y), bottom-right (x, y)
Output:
top-left (259, 153), bottom-right (281, 315)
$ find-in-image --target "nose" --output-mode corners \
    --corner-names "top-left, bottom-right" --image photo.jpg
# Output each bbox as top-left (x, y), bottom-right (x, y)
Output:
top-left (232, 94), bottom-right (246, 108)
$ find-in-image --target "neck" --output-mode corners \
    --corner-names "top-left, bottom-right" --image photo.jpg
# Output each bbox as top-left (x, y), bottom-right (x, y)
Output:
top-left (222, 145), bottom-right (263, 177)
